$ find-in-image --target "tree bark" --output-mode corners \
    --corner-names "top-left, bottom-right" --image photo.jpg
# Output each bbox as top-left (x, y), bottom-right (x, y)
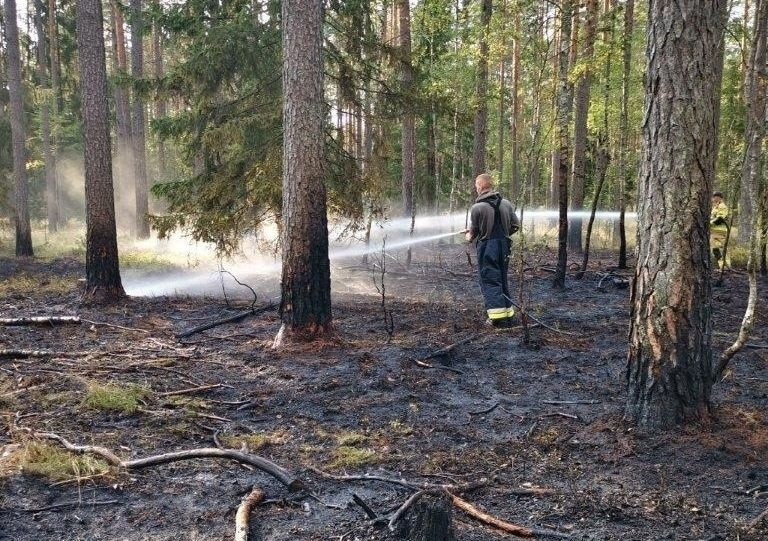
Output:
top-left (48, 0), bottom-right (63, 115)
top-left (130, 0), bottom-right (150, 238)
top-left (3, 0), bottom-right (33, 256)
top-left (738, 1), bottom-right (767, 245)
top-left (553, 0), bottom-right (574, 289)
top-left (568, 0), bottom-right (598, 252)
top-left (617, 0), bottom-right (634, 269)
top-left (152, 1), bottom-right (166, 182)
top-left (472, 0), bottom-right (492, 183)
top-left (34, 0), bottom-right (58, 232)
top-left (76, 0), bottom-right (126, 300)
top-left (626, 0), bottom-right (728, 429)
top-left (398, 0), bottom-right (415, 265)
top-left (509, 12), bottom-right (521, 202)
top-left (278, 0), bottom-right (332, 340)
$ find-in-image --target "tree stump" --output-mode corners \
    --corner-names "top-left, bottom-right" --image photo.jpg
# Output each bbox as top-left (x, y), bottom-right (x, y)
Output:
top-left (396, 493), bottom-right (455, 541)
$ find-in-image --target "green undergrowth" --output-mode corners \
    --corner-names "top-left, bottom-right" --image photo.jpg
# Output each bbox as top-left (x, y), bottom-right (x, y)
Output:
top-left (5, 442), bottom-right (111, 482)
top-left (83, 383), bottom-right (149, 414)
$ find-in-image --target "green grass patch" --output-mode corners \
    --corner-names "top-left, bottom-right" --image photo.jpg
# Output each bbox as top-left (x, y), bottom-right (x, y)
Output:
top-left (83, 383), bottom-right (149, 414)
top-left (9, 442), bottom-right (110, 482)
top-left (328, 446), bottom-right (378, 470)
top-left (0, 273), bottom-right (75, 297)
top-left (119, 250), bottom-right (179, 270)
top-left (221, 430), bottom-right (289, 451)
top-left (335, 431), bottom-right (368, 447)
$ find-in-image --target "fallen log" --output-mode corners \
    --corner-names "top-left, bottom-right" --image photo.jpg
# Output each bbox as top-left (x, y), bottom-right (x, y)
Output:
top-left (34, 431), bottom-right (303, 491)
top-left (234, 486), bottom-right (264, 541)
top-left (176, 303), bottom-right (276, 339)
top-left (0, 349), bottom-right (53, 359)
top-left (0, 316), bottom-right (81, 326)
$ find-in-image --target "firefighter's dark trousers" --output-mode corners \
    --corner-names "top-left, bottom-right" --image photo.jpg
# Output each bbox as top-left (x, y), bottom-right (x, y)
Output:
top-left (476, 237), bottom-right (514, 322)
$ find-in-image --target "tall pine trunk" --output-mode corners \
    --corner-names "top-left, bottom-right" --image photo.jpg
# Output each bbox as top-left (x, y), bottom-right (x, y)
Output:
top-left (130, 0), bottom-right (150, 238)
top-left (76, 0), bottom-right (125, 300)
top-left (472, 0), bottom-right (492, 182)
top-left (738, 1), bottom-right (768, 247)
top-left (152, 3), bottom-right (166, 182)
top-left (553, 0), bottom-right (574, 289)
top-left (509, 12), bottom-right (521, 202)
top-left (568, 0), bottom-right (598, 252)
top-left (398, 0), bottom-right (415, 265)
top-left (626, 0), bottom-right (728, 428)
top-left (278, 0), bottom-right (332, 341)
top-left (617, 0), bottom-right (634, 268)
top-left (35, 0), bottom-right (58, 232)
top-left (3, 0), bottom-right (33, 256)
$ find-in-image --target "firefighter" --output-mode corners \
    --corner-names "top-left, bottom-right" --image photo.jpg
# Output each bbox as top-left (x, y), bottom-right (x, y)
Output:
top-left (710, 191), bottom-right (730, 269)
top-left (465, 173), bottom-right (520, 327)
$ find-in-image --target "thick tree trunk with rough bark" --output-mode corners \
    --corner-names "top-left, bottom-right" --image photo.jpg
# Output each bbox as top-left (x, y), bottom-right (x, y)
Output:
top-left (553, 0), bottom-right (574, 289)
top-left (472, 0), bottom-right (492, 182)
top-left (278, 0), bottom-right (332, 340)
top-left (35, 0), bottom-right (58, 232)
top-left (48, 0), bottom-right (63, 115)
top-left (568, 0), bottom-right (598, 252)
top-left (3, 0), bottom-right (33, 256)
top-left (626, 0), bottom-right (728, 429)
top-left (130, 0), bottom-right (150, 238)
top-left (76, 0), bottom-right (126, 300)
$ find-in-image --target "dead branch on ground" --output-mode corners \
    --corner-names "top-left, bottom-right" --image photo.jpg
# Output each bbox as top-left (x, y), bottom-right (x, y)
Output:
top-left (448, 491), bottom-right (570, 538)
top-left (234, 486), bottom-right (265, 541)
top-left (157, 383), bottom-right (223, 397)
top-left (0, 349), bottom-right (53, 359)
top-left (176, 301), bottom-right (277, 339)
top-left (0, 316), bottom-right (81, 326)
top-left (31, 431), bottom-right (303, 490)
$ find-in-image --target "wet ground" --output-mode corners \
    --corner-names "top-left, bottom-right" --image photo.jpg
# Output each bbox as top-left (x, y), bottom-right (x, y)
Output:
top-left (0, 244), bottom-right (767, 540)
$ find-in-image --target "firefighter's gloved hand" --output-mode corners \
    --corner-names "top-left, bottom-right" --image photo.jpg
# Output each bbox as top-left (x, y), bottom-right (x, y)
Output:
top-left (465, 232), bottom-right (473, 242)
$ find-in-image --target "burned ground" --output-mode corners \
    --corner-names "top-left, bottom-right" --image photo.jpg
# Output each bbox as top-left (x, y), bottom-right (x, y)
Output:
top-left (0, 245), bottom-right (767, 540)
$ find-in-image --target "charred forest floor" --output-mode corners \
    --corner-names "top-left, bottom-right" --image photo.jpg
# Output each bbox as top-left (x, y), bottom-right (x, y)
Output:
top-left (1, 244), bottom-right (767, 541)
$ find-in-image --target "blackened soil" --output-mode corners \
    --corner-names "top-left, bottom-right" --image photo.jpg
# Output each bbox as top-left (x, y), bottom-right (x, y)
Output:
top-left (1, 245), bottom-right (766, 540)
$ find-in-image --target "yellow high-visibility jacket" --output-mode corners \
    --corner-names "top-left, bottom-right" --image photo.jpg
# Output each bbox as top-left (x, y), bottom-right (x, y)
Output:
top-left (711, 202), bottom-right (729, 233)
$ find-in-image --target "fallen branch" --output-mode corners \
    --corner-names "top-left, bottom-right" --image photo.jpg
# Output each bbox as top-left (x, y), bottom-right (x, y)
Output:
top-left (176, 303), bottom-right (276, 339)
top-left (541, 400), bottom-right (600, 406)
top-left (81, 319), bottom-right (150, 333)
top-left (234, 486), bottom-right (265, 541)
top-left (0, 316), bottom-right (81, 326)
top-left (413, 359), bottom-right (465, 375)
top-left (419, 333), bottom-right (485, 361)
top-left (33, 431), bottom-right (303, 491)
top-left (158, 383), bottom-right (223, 397)
top-left (469, 402), bottom-right (500, 416)
top-left (388, 490), bottom-right (426, 531)
top-left (542, 412), bottom-right (580, 421)
top-left (0, 349), bottom-right (53, 359)
top-left (351, 493), bottom-right (378, 520)
top-left (448, 491), bottom-right (569, 539)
